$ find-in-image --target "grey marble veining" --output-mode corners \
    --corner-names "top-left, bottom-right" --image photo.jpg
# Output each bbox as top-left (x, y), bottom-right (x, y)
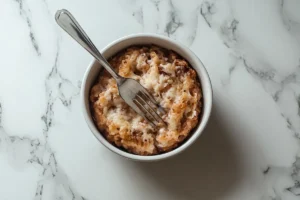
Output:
top-left (13, 0), bottom-right (41, 55)
top-left (1, 0), bottom-right (300, 199)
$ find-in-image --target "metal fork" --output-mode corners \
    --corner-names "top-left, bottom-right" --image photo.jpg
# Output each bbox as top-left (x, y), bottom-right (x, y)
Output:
top-left (55, 9), bottom-right (165, 127)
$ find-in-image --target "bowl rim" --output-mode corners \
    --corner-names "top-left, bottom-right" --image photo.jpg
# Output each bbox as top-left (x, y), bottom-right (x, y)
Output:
top-left (81, 33), bottom-right (213, 161)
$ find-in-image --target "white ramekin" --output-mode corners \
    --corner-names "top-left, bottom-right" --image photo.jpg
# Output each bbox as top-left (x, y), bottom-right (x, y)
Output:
top-left (81, 33), bottom-right (213, 161)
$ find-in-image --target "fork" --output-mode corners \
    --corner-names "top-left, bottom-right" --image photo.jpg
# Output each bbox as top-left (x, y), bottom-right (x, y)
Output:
top-left (55, 9), bottom-right (165, 127)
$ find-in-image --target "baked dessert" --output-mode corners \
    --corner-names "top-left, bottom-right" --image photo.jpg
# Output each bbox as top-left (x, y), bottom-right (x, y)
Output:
top-left (90, 45), bottom-right (202, 155)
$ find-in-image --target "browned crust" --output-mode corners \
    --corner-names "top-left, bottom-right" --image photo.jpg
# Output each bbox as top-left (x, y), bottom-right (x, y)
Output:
top-left (89, 45), bottom-right (202, 155)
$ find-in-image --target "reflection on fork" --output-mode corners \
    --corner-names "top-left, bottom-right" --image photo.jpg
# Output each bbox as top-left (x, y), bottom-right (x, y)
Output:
top-left (55, 9), bottom-right (166, 127)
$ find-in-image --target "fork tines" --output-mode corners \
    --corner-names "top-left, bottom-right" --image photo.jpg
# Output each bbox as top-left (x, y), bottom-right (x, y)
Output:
top-left (133, 91), bottom-right (166, 127)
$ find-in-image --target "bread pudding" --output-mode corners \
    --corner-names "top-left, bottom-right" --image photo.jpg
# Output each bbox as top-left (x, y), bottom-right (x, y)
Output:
top-left (90, 45), bottom-right (202, 155)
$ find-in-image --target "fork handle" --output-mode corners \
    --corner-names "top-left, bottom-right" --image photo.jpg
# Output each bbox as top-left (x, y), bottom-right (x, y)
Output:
top-left (55, 9), bottom-right (123, 83)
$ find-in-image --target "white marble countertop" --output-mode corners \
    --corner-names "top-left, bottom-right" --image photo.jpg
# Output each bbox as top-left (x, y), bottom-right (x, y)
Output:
top-left (1, 0), bottom-right (300, 199)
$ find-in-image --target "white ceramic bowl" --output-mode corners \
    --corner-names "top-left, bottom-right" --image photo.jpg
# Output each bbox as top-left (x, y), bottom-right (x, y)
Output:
top-left (81, 33), bottom-right (212, 161)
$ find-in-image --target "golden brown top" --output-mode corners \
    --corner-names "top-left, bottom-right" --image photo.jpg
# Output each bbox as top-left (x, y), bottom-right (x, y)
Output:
top-left (90, 45), bottom-right (202, 155)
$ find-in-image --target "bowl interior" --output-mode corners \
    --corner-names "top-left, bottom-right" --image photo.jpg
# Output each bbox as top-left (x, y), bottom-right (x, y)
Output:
top-left (81, 34), bottom-right (212, 161)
